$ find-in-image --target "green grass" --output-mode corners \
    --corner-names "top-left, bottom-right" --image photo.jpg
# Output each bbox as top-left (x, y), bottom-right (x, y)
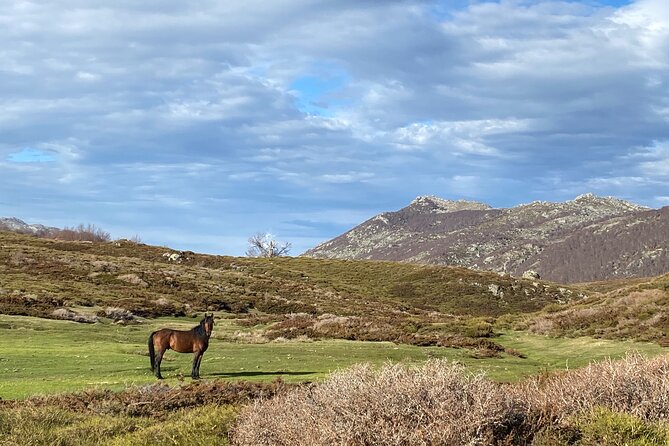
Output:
top-left (0, 315), bottom-right (665, 400)
top-left (490, 330), bottom-right (666, 381)
top-left (534, 408), bottom-right (669, 446)
top-left (0, 403), bottom-right (238, 446)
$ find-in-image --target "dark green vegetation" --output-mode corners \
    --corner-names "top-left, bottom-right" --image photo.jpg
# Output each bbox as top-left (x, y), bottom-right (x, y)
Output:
top-left (1, 230), bottom-right (668, 445)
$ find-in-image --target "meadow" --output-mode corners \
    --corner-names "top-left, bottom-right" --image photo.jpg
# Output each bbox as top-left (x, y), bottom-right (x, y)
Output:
top-left (1, 313), bottom-right (665, 400)
top-left (1, 231), bottom-right (669, 444)
top-left (0, 313), bottom-right (667, 445)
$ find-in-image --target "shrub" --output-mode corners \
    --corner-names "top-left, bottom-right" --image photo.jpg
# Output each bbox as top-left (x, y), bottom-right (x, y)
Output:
top-left (47, 224), bottom-right (111, 242)
top-left (51, 308), bottom-right (99, 324)
top-left (231, 360), bottom-right (528, 445)
top-left (518, 353), bottom-right (669, 425)
top-left (232, 354), bottom-right (669, 446)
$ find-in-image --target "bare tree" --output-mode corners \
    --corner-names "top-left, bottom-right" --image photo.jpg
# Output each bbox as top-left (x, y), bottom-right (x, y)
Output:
top-left (246, 232), bottom-right (291, 257)
top-left (47, 223), bottom-right (111, 242)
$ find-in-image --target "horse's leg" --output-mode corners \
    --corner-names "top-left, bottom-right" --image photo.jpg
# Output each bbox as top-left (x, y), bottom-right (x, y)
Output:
top-left (192, 351), bottom-right (202, 379)
top-left (155, 347), bottom-right (165, 379)
top-left (196, 351), bottom-right (205, 377)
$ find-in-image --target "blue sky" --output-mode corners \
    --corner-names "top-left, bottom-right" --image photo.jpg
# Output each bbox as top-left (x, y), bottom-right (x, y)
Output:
top-left (1, 0), bottom-right (668, 256)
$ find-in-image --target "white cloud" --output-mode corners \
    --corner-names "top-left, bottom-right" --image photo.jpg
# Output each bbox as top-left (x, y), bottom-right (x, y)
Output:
top-left (75, 71), bottom-right (100, 82)
top-left (320, 172), bottom-right (374, 184)
top-left (1, 0), bottom-right (668, 255)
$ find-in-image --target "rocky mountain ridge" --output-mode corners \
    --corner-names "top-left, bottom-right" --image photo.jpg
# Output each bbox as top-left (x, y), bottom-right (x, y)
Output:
top-left (0, 217), bottom-right (56, 235)
top-left (304, 194), bottom-right (669, 283)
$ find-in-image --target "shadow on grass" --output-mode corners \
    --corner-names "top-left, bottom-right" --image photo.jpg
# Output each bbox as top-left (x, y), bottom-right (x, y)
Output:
top-left (209, 370), bottom-right (316, 378)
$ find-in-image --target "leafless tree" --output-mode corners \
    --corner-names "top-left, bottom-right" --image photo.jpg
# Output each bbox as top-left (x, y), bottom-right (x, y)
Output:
top-left (246, 232), bottom-right (291, 257)
top-left (47, 223), bottom-right (111, 242)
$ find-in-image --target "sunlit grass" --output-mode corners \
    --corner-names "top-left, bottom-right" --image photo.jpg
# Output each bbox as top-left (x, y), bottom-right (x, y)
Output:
top-left (1, 315), bottom-right (665, 400)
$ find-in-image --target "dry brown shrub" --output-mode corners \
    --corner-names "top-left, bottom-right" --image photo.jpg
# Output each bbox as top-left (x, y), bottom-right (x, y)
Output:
top-left (618, 289), bottom-right (665, 307)
top-left (528, 317), bottom-right (555, 334)
top-left (46, 223), bottom-right (111, 242)
top-left (264, 314), bottom-right (508, 352)
top-left (231, 360), bottom-right (527, 446)
top-left (101, 306), bottom-right (136, 323)
top-left (232, 354), bottom-right (669, 446)
top-left (518, 353), bottom-right (669, 426)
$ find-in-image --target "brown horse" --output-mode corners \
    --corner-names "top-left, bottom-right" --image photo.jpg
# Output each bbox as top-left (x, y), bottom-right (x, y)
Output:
top-left (148, 314), bottom-right (214, 379)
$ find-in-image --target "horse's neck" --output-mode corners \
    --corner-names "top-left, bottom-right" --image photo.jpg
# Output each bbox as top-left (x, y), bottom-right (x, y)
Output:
top-left (193, 323), bottom-right (209, 338)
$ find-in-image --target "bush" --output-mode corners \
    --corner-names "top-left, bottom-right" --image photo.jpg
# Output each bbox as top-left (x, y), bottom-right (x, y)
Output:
top-left (518, 353), bottom-right (669, 425)
top-left (232, 354), bottom-right (669, 446)
top-left (231, 360), bottom-right (528, 445)
top-left (47, 224), bottom-right (111, 242)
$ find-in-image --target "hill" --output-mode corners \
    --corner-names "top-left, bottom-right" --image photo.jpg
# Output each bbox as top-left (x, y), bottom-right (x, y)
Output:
top-left (510, 272), bottom-right (669, 346)
top-left (0, 230), bottom-right (584, 351)
top-left (304, 193), bottom-right (669, 283)
top-left (3, 229), bottom-right (667, 346)
top-left (0, 217), bottom-right (56, 235)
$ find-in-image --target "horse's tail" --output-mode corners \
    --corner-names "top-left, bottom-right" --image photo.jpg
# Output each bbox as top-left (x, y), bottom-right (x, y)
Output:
top-left (148, 332), bottom-right (156, 372)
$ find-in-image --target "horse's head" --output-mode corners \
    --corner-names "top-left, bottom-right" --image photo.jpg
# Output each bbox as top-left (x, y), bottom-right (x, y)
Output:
top-left (202, 313), bottom-right (214, 337)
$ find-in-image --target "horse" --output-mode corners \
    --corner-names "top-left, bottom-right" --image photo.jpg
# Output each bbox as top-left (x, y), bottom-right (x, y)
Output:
top-left (148, 313), bottom-right (214, 379)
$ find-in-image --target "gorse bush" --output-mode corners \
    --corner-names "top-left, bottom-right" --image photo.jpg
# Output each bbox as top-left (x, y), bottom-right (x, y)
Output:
top-left (232, 354), bottom-right (669, 446)
top-left (574, 408), bottom-right (669, 446)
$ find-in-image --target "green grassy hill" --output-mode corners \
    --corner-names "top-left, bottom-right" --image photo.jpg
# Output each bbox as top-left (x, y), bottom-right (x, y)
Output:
top-left (0, 230), bottom-right (585, 349)
top-left (0, 230), bottom-right (578, 317)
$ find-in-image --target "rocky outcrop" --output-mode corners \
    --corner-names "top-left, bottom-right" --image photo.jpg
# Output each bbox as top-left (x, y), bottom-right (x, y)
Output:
top-left (304, 194), bottom-right (669, 283)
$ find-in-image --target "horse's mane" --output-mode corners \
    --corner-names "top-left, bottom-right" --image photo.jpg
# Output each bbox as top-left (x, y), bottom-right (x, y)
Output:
top-left (194, 318), bottom-right (206, 336)
top-left (193, 315), bottom-right (212, 337)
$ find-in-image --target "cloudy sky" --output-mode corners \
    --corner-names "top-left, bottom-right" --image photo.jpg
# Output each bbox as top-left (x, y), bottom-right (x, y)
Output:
top-left (1, 0), bottom-right (668, 255)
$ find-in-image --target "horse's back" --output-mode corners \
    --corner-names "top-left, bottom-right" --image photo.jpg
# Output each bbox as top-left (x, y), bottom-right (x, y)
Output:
top-left (152, 327), bottom-right (208, 354)
top-left (170, 329), bottom-right (203, 353)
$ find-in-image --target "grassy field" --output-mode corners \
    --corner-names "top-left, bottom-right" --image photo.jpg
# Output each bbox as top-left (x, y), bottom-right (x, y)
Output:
top-left (2, 232), bottom-right (669, 444)
top-left (1, 314), bottom-right (665, 400)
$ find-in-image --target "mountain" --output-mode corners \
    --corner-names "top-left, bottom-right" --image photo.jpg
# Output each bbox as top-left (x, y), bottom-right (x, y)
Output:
top-left (0, 217), bottom-right (56, 235)
top-left (303, 194), bottom-right (669, 283)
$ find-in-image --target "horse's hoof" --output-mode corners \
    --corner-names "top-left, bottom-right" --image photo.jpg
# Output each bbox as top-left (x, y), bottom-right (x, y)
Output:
top-left (156, 375), bottom-right (164, 380)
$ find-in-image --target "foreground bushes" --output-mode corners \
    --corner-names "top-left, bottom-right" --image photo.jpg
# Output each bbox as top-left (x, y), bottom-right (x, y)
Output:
top-left (233, 360), bottom-right (524, 445)
top-left (232, 354), bottom-right (669, 445)
top-left (1, 355), bottom-right (667, 444)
